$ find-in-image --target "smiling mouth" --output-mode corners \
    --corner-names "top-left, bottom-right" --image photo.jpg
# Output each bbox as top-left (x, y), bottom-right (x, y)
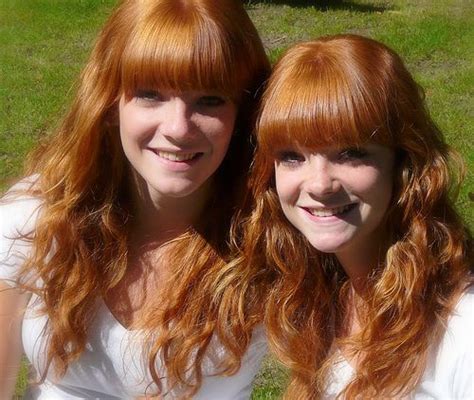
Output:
top-left (154, 150), bottom-right (202, 162)
top-left (305, 203), bottom-right (356, 217)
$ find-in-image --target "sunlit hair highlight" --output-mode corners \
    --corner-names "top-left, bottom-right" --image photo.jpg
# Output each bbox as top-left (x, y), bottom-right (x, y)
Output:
top-left (120, 0), bottom-right (262, 101)
top-left (245, 34), bottom-right (472, 399)
top-left (258, 40), bottom-right (397, 155)
top-left (10, 0), bottom-right (269, 396)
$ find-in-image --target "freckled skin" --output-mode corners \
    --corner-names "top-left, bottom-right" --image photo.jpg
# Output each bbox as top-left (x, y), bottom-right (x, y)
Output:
top-left (119, 89), bottom-right (237, 202)
top-left (275, 144), bottom-right (395, 266)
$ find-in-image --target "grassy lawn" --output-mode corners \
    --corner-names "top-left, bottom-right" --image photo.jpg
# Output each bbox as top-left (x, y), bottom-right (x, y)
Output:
top-left (1, 0), bottom-right (472, 398)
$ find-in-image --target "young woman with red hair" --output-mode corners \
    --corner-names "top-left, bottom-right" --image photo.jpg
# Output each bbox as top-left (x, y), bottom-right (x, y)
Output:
top-left (0, 0), bottom-right (270, 398)
top-left (244, 34), bottom-right (473, 398)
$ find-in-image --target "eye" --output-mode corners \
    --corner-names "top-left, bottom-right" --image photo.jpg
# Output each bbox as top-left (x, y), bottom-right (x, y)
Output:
top-left (134, 89), bottom-right (163, 102)
top-left (338, 147), bottom-right (369, 161)
top-left (276, 150), bottom-right (305, 165)
top-left (197, 95), bottom-right (227, 107)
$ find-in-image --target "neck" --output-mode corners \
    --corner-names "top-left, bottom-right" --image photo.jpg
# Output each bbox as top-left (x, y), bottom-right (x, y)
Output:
top-left (336, 251), bottom-right (373, 296)
top-left (336, 231), bottom-right (387, 297)
top-left (128, 172), bottom-right (211, 244)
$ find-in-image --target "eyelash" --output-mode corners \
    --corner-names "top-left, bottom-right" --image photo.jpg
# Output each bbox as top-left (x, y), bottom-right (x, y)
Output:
top-left (197, 96), bottom-right (226, 107)
top-left (338, 147), bottom-right (369, 161)
top-left (276, 150), bottom-right (305, 164)
top-left (135, 89), bottom-right (162, 102)
top-left (275, 148), bottom-right (369, 166)
top-left (134, 90), bottom-right (227, 107)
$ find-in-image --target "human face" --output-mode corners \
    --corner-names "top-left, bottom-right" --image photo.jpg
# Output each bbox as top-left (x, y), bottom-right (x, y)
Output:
top-left (275, 144), bottom-right (395, 263)
top-left (119, 89), bottom-right (237, 202)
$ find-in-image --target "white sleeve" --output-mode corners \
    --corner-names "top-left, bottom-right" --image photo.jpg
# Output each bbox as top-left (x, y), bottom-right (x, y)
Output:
top-left (420, 287), bottom-right (474, 399)
top-left (0, 186), bottom-right (42, 287)
top-left (450, 288), bottom-right (474, 399)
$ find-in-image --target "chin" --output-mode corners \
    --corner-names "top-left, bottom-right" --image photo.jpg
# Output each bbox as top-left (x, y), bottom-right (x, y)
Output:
top-left (147, 179), bottom-right (202, 197)
top-left (307, 236), bottom-right (353, 254)
top-left (154, 187), bottom-right (199, 198)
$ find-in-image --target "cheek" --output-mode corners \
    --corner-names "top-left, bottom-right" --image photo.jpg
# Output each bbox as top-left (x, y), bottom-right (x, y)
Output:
top-left (349, 165), bottom-right (390, 194)
top-left (197, 117), bottom-right (235, 157)
top-left (355, 168), bottom-right (394, 218)
top-left (119, 109), bottom-right (137, 143)
top-left (377, 174), bottom-right (394, 214)
top-left (275, 169), bottom-right (297, 205)
top-left (374, 165), bottom-right (394, 202)
top-left (119, 105), bottom-right (154, 142)
top-left (200, 110), bottom-right (236, 139)
top-left (215, 120), bottom-right (235, 145)
top-left (220, 104), bottom-right (238, 131)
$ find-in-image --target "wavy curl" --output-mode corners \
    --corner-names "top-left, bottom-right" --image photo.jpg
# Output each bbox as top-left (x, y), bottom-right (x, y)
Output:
top-left (13, 0), bottom-right (270, 396)
top-left (243, 34), bottom-right (472, 398)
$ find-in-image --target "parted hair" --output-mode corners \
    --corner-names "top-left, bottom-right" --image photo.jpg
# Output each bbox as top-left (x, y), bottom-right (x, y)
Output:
top-left (14, 0), bottom-right (270, 396)
top-left (243, 34), bottom-right (472, 398)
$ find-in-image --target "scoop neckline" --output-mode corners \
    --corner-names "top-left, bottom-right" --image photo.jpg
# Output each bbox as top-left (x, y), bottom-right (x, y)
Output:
top-left (99, 297), bottom-right (141, 333)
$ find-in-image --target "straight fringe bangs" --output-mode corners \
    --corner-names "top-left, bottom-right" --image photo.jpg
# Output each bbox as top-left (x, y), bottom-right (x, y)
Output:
top-left (121, 0), bottom-right (255, 101)
top-left (257, 41), bottom-right (396, 158)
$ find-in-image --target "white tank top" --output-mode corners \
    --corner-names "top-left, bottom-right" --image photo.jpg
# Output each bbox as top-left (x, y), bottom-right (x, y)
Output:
top-left (0, 183), bottom-right (267, 399)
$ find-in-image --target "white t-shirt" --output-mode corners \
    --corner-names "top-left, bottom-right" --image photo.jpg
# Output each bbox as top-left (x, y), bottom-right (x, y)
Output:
top-left (0, 185), bottom-right (267, 399)
top-left (325, 288), bottom-right (474, 399)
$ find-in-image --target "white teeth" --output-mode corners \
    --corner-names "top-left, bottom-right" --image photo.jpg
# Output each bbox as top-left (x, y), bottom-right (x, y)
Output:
top-left (157, 151), bottom-right (197, 161)
top-left (309, 204), bottom-right (353, 217)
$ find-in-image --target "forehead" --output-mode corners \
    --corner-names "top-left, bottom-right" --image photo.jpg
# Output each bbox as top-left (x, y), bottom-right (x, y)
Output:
top-left (258, 115), bottom-right (387, 157)
top-left (119, 19), bottom-right (245, 101)
top-left (257, 46), bottom-right (397, 157)
top-left (259, 88), bottom-right (392, 153)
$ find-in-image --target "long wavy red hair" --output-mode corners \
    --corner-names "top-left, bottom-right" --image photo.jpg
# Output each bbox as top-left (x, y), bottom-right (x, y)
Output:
top-left (12, 0), bottom-right (270, 396)
top-left (243, 34), bottom-right (472, 398)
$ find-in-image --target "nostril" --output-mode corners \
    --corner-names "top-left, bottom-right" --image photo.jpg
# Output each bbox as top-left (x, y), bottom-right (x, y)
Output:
top-left (305, 176), bottom-right (340, 196)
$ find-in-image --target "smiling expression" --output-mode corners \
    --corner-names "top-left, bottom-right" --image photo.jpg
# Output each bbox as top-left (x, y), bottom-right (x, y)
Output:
top-left (275, 144), bottom-right (395, 261)
top-left (119, 89), bottom-right (237, 202)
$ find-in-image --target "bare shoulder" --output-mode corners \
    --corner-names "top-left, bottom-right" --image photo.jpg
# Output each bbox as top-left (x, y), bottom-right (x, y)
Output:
top-left (0, 175), bottom-right (43, 236)
top-left (0, 176), bottom-right (43, 287)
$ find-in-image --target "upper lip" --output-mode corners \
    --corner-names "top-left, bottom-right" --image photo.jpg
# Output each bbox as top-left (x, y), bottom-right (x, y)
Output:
top-left (300, 203), bottom-right (356, 210)
top-left (300, 203), bottom-right (357, 217)
top-left (148, 147), bottom-right (203, 154)
top-left (149, 148), bottom-right (203, 162)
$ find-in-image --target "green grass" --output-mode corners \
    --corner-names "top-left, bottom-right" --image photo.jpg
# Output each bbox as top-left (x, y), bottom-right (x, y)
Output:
top-left (1, 0), bottom-right (471, 224)
top-left (1, 0), bottom-right (472, 397)
top-left (13, 359), bottom-right (29, 397)
top-left (251, 356), bottom-right (289, 399)
top-left (0, 0), bottom-right (115, 189)
top-left (247, 0), bottom-right (473, 227)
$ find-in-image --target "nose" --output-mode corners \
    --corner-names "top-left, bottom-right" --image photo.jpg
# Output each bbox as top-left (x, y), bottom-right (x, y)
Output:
top-left (303, 156), bottom-right (341, 197)
top-left (161, 98), bottom-right (194, 141)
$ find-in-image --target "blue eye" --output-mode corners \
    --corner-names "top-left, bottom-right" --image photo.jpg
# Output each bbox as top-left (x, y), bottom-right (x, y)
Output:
top-left (197, 96), bottom-right (227, 107)
top-left (276, 150), bottom-right (305, 165)
top-left (135, 89), bottom-right (162, 102)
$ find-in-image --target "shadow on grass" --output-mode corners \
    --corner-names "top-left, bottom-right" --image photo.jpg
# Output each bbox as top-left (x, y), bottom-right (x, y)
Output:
top-left (245, 0), bottom-right (392, 12)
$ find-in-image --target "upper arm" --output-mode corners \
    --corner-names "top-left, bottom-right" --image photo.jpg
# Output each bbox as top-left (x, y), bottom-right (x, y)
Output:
top-left (0, 280), bottom-right (30, 399)
top-left (0, 187), bottom-right (42, 397)
top-left (0, 189), bottom-right (42, 286)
